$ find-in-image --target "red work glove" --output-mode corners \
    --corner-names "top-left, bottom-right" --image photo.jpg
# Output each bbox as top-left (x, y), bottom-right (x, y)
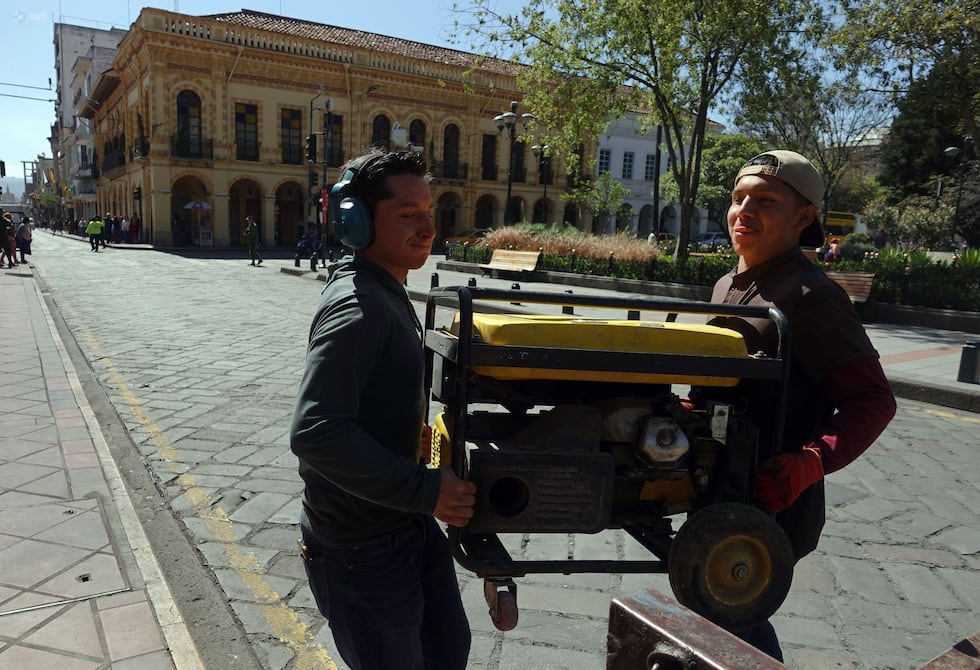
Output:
top-left (754, 445), bottom-right (824, 512)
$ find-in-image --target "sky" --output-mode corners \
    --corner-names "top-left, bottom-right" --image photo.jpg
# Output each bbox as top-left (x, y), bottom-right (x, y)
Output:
top-left (0, 0), bottom-right (513, 198)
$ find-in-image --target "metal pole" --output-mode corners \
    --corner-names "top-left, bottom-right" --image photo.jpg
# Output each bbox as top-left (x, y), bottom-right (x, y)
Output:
top-left (951, 136), bottom-right (969, 246)
top-left (321, 100), bottom-right (331, 267)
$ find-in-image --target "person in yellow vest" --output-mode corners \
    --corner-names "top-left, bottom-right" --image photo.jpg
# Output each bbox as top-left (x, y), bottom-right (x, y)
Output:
top-left (85, 215), bottom-right (105, 252)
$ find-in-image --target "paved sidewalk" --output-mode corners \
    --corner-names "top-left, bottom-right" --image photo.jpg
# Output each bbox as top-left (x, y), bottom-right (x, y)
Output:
top-left (0, 265), bottom-right (202, 669)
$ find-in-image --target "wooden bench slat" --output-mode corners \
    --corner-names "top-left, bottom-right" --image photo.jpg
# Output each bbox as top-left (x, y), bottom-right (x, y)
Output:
top-left (824, 270), bottom-right (876, 304)
top-left (480, 249), bottom-right (541, 274)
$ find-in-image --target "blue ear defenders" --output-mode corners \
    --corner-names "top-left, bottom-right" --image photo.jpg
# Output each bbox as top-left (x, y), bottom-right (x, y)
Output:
top-left (330, 153), bottom-right (383, 250)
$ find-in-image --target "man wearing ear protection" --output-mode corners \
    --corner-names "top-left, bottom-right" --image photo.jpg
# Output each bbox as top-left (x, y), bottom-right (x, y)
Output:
top-left (699, 150), bottom-right (896, 659)
top-left (290, 150), bottom-right (475, 669)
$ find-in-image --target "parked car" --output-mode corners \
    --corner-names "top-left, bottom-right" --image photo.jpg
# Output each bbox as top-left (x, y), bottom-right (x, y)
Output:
top-left (692, 231), bottom-right (730, 251)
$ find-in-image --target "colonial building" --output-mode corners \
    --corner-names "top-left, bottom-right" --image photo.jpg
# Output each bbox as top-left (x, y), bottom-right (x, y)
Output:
top-left (54, 23), bottom-right (127, 224)
top-left (74, 7), bottom-right (599, 249)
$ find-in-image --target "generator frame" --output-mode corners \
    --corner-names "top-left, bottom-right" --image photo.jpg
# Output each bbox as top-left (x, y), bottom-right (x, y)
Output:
top-left (423, 285), bottom-right (793, 629)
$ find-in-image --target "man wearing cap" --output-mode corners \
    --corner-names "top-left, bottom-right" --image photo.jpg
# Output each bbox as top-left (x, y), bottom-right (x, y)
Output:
top-left (704, 150), bottom-right (896, 659)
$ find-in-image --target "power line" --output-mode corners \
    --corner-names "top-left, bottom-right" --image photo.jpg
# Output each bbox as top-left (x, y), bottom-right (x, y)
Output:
top-left (0, 80), bottom-right (52, 91)
top-left (0, 93), bottom-right (56, 102)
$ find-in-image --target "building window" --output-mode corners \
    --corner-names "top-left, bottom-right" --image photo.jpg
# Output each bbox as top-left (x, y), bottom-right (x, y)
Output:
top-left (644, 153), bottom-right (658, 181)
top-left (481, 134), bottom-right (497, 181)
top-left (598, 148), bottom-right (611, 175)
top-left (512, 142), bottom-right (527, 183)
top-left (443, 124), bottom-right (460, 179)
top-left (235, 103), bottom-right (259, 161)
top-left (176, 90), bottom-right (202, 158)
top-left (622, 151), bottom-right (634, 180)
top-left (409, 119), bottom-right (426, 153)
top-left (371, 115), bottom-right (391, 150)
top-left (281, 109), bottom-right (302, 164)
top-left (323, 112), bottom-right (344, 167)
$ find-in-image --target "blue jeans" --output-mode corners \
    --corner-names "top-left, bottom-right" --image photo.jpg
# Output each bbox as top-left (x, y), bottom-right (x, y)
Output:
top-left (300, 515), bottom-right (470, 670)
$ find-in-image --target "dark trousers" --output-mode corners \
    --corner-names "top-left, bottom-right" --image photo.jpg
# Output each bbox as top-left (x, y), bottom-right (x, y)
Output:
top-left (737, 620), bottom-right (784, 662)
top-left (89, 233), bottom-right (100, 251)
top-left (300, 515), bottom-right (471, 670)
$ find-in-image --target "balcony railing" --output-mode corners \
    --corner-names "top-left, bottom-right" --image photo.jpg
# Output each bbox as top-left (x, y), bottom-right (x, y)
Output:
top-left (101, 151), bottom-right (127, 172)
top-left (481, 165), bottom-right (498, 181)
top-left (236, 142), bottom-right (260, 161)
top-left (171, 135), bottom-right (213, 160)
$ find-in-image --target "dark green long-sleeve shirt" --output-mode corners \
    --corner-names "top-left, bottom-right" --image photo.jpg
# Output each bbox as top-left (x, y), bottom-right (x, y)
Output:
top-left (290, 257), bottom-right (441, 542)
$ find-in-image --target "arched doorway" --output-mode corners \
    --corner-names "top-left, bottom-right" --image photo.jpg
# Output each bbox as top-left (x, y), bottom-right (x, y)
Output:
top-left (170, 174), bottom-right (210, 247)
top-left (436, 191), bottom-right (462, 243)
top-left (229, 179), bottom-right (264, 246)
top-left (639, 204), bottom-right (655, 238)
top-left (616, 204), bottom-right (634, 233)
top-left (276, 181), bottom-right (304, 246)
top-left (475, 195), bottom-right (496, 231)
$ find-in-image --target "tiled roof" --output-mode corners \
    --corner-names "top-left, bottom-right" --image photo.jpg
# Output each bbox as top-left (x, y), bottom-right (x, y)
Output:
top-left (203, 9), bottom-right (517, 76)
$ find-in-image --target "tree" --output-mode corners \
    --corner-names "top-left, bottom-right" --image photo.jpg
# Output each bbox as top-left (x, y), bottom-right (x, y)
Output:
top-left (877, 61), bottom-right (967, 198)
top-left (833, 0), bottom-right (980, 143)
top-left (661, 134), bottom-right (766, 232)
top-left (733, 58), bottom-right (891, 221)
top-left (454, 0), bottom-right (825, 259)
top-left (563, 171), bottom-right (632, 235)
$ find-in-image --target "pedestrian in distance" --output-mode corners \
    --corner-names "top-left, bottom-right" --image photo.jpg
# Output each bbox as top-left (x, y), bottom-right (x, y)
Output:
top-left (85, 215), bottom-right (105, 251)
top-left (14, 216), bottom-right (33, 263)
top-left (245, 216), bottom-right (262, 266)
top-left (290, 150), bottom-right (475, 670)
top-left (101, 213), bottom-right (111, 248)
top-left (701, 149), bottom-right (897, 659)
top-left (1, 212), bottom-right (17, 268)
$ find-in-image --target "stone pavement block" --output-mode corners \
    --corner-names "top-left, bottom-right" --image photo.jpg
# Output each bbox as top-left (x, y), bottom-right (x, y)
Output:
top-left (522, 533), bottom-right (570, 560)
top-left (778, 590), bottom-right (837, 619)
top-left (237, 476), bottom-right (304, 494)
top-left (935, 566), bottom-right (980, 611)
top-left (862, 542), bottom-right (965, 569)
top-left (783, 646), bottom-right (859, 670)
top-left (499, 639), bottom-right (605, 670)
top-left (879, 510), bottom-right (956, 544)
top-left (249, 526), bottom-right (300, 550)
top-left (111, 650), bottom-right (179, 670)
top-left (773, 615), bottom-right (844, 651)
top-left (792, 554), bottom-right (839, 595)
top-left (213, 445), bottom-right (260, 463)
top-left (508, 582), bottom-right (612, 618)
top-left (840, 496), bottom-right (909, 523)
top-left (844, 623), bottom-right (939, 665)
top-left (835, 597), bottom-right (952, 637)
top-left (830, 556), bottom-right (903, 605)
top-left (880, 563), bottom-right (956, 608)
top-left (181, 515), bottom-right (250, 543)
top-left (921, 493), bottom-right (978, 525)
top-left (212, 567), bottom-right (298, 603)
top-left (269, 497), bottom-right (302, 525)
top-left (99, 599), bottom-right (167, 662)
top-left (251, 638), bottom-right (293, 670)
top-left (195, 540), bottom-right (279, 569)
top-left (229, 491), bottom-right (294, 524)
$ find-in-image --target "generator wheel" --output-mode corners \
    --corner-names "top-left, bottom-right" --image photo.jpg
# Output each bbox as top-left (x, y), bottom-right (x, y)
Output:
top-left (668, 503), bottom-right (793, 631)
top-left (484, 579), bottom-right (519, 631)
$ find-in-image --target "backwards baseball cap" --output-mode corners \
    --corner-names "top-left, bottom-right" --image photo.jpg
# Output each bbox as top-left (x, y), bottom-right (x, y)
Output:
top-left (735, 150), bottom-right (825, 247)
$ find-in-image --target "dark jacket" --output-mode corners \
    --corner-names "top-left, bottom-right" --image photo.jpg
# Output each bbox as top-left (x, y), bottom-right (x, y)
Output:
top-left (290, 257), bottom-right (441, 542)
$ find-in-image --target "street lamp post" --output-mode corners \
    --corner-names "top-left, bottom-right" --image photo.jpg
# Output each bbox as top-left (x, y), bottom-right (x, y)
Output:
top-left (532, 144), bottom-right (550, 224)
top-left (943, 135), bottom-right (972, 247)
top-left (308, 85), bottom-right (324, 253)
top-left (494, 101), bottom-right (535, 225)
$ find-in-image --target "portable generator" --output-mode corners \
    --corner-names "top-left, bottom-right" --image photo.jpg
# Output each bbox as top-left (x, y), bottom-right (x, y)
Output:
top-left (423, 286), bottom-right (795, 633)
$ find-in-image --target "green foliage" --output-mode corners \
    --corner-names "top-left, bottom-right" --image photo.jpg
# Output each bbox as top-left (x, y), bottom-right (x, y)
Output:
top-left (453, 0), bottom-right (825, 261)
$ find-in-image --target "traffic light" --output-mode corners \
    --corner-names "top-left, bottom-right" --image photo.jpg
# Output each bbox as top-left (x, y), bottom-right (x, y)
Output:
top-left (133, 186), bottom-right (142, 201)
top-left (305, 134), bottom-right (317, 163)
top-left (0, 160), bottom-right (5, 178)
top-left (309, 171), bottom-right (319, 187)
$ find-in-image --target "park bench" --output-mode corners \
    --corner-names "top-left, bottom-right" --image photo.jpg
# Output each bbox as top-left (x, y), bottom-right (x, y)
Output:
top-left (824, 270), bottom-right (877, 304)
top-left (479, 249), bottom-right (542, 277)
